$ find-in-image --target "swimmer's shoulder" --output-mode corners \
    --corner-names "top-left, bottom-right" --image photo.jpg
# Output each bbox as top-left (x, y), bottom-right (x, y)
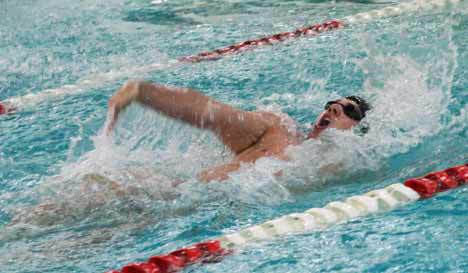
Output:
top-left (255, 111), bottom-right (302, 143)
top-left (256, 111), bottom-right (296, 128)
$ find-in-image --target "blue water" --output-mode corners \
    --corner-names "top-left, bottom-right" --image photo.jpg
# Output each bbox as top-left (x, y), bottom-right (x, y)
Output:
top-left (0, 0), bottom-right (467, 272)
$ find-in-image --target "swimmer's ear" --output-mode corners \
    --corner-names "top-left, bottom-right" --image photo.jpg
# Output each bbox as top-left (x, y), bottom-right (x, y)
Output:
top-left (354, 121), bottom-right (369, 136)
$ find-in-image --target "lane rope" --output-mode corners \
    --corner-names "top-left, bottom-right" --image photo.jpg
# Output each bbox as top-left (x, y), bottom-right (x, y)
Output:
top-left (0, 0), bottom-right (462, 115)
top-left (105, 163), bottom-right (468, 273)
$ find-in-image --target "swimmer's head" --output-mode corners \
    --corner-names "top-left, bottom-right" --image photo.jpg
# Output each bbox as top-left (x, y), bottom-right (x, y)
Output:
top-left (308, 96), bottom-right (371, 139)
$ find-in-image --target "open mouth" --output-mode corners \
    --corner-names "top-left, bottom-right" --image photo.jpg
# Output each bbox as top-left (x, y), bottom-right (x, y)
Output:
top-left (318, 118), bottom-right (330, 127)
top-left (316, 115), bottom-right (331, 129)
top-left (308, 114), bottom-right (332, 139)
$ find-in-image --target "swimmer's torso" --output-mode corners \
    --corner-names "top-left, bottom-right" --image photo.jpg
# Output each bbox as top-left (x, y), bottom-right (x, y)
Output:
top-left (235, 112), bottom-right (301, 163)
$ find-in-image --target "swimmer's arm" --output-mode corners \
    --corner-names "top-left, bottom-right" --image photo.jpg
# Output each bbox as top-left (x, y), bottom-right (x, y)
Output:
top-left (106, 80), bottom-right (272, 153)
top-left (199, 159), bottom-right (286, 183)
top-left (197, 161), bottom-right (241, 183)
top-left (107, 80), bottom-right (212, 132)
top-left (197, 140), bottom-right (288, 182)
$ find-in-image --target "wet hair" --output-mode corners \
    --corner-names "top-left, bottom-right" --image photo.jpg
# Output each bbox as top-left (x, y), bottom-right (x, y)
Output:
top-left (345, 95), bottom-right (371, 120)
top-left (346, 95), bottom-right (371, 135)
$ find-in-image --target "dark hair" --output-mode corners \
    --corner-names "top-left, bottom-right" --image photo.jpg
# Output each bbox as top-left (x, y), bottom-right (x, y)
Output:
top-left (345, 95), bottom-right (371, 119)
top-left (346, 95), bottom-right (371, 135)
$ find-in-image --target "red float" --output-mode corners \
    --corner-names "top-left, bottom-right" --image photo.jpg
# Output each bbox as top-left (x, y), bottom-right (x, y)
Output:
top-left (194, 240), bottom-right (224, 256)
top-left (169, 247), bottom-right (203, 263)
top-left (0, 102), bottom-right (5, 115)
top-left (404, 178), bottom-right (439, 198)
top-left (404, 164), bottom-right (468, 198)
top-left (444, 165), bottom-right (468, 184)
top-left (425, 171), bottom-right (458, 191)
top-left (122, 262), bottom-right (160, 273)
top-left (147, 255), bottom-right (185, 273)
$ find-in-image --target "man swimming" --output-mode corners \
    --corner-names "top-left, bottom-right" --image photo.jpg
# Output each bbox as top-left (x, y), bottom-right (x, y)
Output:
top-left (8, 81), bottom-right (371, 228)
top-left (106, 80), bottom-right (371, 182)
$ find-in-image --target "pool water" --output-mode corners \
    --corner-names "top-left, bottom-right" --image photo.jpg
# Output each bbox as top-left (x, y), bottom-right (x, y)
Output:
top-left (0, 0), bottom-right (467, 272)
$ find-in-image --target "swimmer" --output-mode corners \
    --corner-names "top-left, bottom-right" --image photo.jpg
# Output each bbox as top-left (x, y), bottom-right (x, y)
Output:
top-left (107, 80), bottom-right (371, 182)
top-left (7, 81), bottom-right (370, 229)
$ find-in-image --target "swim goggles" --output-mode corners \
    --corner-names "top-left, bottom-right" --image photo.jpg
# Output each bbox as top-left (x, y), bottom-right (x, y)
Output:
top-left (325, 100), bottom-right (363, 121)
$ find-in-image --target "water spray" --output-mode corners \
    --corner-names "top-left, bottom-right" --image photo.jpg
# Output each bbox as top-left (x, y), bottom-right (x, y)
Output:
top-left (0, 0), bottom-right (462, 116)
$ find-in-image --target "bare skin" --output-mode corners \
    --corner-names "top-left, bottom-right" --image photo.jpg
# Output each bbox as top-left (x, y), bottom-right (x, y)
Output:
top-left (107, 80), bottom-right (361, 182)
top-left (7, 82), bottom-right (365, 228)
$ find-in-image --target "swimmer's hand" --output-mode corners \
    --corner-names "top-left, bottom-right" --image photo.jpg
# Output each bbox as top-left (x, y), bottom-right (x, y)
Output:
top-left (106, 80), bottom-right (141, 134)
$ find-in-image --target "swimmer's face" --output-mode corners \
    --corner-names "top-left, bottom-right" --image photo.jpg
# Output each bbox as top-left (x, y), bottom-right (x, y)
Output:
top-left (308, 98), bottom-right (362, 139)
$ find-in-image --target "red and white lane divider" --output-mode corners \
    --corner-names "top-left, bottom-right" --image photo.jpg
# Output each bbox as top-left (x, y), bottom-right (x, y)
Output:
top-left (105, 163), bottom-right (468, 273)
top-left (181, 0), bottom-right (463, 62)
top-left (178, 20), bottom-right (343, 63)
top-left (0, 0), bottom-right (462, 116)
